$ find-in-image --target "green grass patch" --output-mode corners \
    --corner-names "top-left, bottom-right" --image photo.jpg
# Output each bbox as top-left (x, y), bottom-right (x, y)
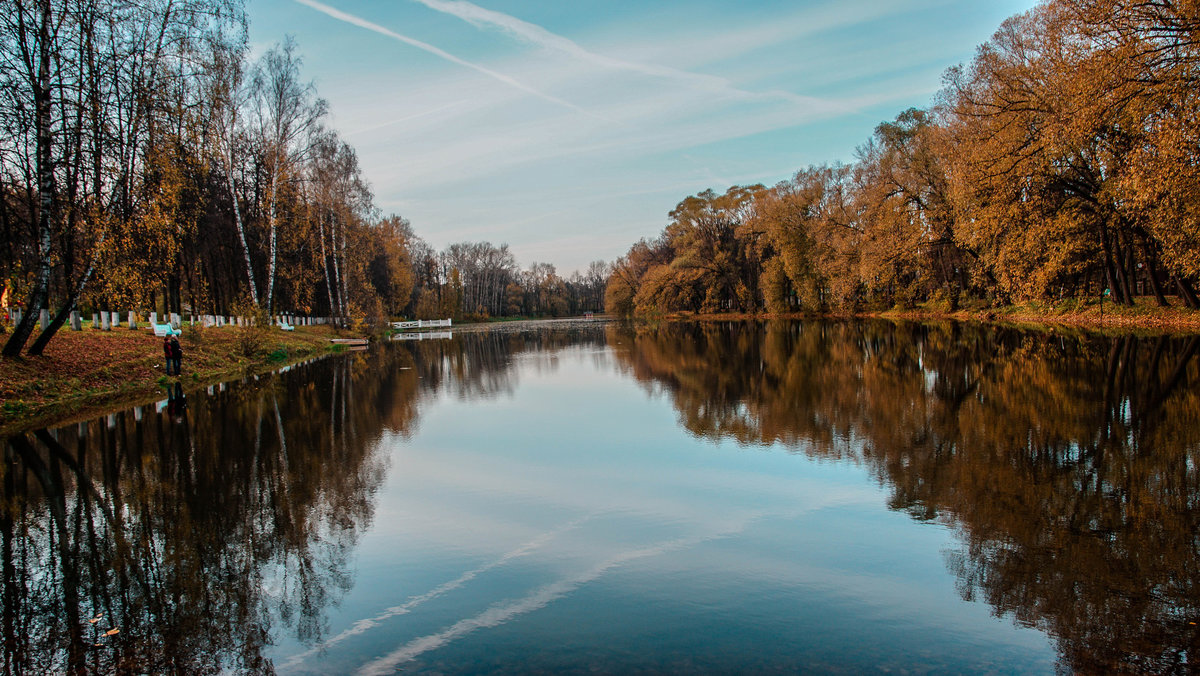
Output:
top-left (2, 401), bottom-right (28, 416)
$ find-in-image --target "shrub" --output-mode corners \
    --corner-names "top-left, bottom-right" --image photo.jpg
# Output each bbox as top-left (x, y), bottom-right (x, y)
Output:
top-left (230, 298), bottom-right (272, 357)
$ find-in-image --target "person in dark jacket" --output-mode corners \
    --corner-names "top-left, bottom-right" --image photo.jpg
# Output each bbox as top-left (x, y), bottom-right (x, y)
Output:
top-left (168, 334), bottom-right (183, 375)
top-left (163, 335), bottom-right (175, 375)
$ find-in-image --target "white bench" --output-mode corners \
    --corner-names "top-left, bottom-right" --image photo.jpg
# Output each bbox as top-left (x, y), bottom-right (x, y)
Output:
top-left (151, 323), bottom-right (174, 337)
top-left (278, 321), bottom-right (295, 331)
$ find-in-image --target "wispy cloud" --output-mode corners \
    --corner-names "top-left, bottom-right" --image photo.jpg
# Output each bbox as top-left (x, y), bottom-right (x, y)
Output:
top-left (343, 100), bottom-right (469, 137)
top-left (292, 0), bottom-right (590, 115)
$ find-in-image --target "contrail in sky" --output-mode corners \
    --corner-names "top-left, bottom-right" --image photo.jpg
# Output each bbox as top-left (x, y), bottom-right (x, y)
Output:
top-left (409, 0), bottom-right (833, 107)
top-left (292, 0), bottom-right (592, 116)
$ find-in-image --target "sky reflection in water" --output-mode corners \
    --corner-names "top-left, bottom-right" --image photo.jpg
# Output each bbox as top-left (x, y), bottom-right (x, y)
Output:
top-left (8, 320), bottom-right (1200, 674)
top-left (275, 323), bottom-right (1063, 674)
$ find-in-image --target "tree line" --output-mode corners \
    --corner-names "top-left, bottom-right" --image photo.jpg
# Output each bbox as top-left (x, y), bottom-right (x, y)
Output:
top-left (0, 0), bottom-right (608, 358)
top-left (606, 0), bottom-right (1200, 316)
top-left (409, 240), bottom-right (608, 323)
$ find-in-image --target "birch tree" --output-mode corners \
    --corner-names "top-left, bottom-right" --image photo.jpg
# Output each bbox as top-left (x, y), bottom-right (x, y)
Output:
top-left (252, 36), bottom-right (326, 312)
top-left (0, 0), bottom-right (71, 356)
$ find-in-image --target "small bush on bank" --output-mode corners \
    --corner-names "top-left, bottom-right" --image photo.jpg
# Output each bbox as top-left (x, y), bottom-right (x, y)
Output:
top-left (231, 299), bottom-right (273, 357)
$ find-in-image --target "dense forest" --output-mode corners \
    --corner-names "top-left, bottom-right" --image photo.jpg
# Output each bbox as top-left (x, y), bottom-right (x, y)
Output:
top-left (0, 0), bottom-right (608, 358)
top-left (605, 0), bottom-right (1200, 316)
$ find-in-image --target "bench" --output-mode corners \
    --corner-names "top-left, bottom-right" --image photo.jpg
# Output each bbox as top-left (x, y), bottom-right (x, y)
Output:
top-left (151, 323), bottom-right (175, 337)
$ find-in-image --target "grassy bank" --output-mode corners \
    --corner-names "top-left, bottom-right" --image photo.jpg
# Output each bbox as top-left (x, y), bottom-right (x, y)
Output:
top-left (870, 297), bottom-right (1200, 333)
top-left (653, 297), bottom-right (1200, 333)
top-left (0, 323), bottom-right (360, 435)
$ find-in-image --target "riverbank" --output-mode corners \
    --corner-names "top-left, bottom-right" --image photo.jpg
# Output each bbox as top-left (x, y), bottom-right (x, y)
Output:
top-left (877, 297), bottom-right (1200, 332)
top-left (656, 297), bottom-right (1200, 333)
top-left (6, 301), bottom-right (1198, 434)
top-left (0, 324), bottom-right (362, 435)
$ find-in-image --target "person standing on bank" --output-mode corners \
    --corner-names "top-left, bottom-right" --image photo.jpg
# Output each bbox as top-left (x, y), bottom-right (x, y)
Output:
top-left (163, 335), bottom-right (175, 375)
top-left (169, 333), bottom-right (183, 376)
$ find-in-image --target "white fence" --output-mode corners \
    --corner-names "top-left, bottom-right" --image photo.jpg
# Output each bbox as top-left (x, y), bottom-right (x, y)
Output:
top-left (391, 318), bottom-right (452, 331)
top-left (3, 308), bottom-right (344, 331)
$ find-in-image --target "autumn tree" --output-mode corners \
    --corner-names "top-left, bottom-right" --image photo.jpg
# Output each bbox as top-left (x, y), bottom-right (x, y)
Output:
top-left (366, 215), bottom-right (416, 316)
top-left (1066, 0), bottom-right (1200, 305)
top-left (939, 2), bottom-right (1200, 306)
top-left (661, 186), bottom-right (764, 313)
top-left (604, 238), bottom-right (671, 316)
top-left (855, 108), bottom-right (966, 308)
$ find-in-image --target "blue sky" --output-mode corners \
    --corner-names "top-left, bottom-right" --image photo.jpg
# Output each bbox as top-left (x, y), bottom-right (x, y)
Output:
top-left (248, 0), bottom-right (1039, 275)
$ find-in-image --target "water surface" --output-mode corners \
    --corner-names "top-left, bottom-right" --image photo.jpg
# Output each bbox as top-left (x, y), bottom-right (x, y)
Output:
top-left (5, 320), bottom-right (1198, 674)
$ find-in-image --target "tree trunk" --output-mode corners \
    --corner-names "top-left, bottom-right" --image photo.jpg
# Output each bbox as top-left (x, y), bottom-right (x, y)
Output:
top-left (319, 212), bottom-right (338, 317)
top-left (1175, 277), bottom-right (1200, 309)
top-left (1101, 228), bottom-right (1121, 307)
top-left (227, 162), bottom-right (258, 305)
top-left (338, 217), bottom-right (350, 325)
top-left (1142, 242), bottom-right (1170, 307)
top-left (1110, 232), bottom-right (1134, 305)
top-left (29, 231), bottom-right (104, 356)
top-left (2, 0), bottom-right (55, 357)
top-left (330, 217), bottom-right (345, 325)
top-left (265, 165), bottom-right (279, 312)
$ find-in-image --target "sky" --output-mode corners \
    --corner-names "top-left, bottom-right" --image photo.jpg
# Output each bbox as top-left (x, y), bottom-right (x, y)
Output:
top-left (247, 0), bottom-right (1041, 275)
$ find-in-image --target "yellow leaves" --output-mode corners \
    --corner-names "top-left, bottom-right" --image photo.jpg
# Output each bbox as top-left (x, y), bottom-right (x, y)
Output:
top-left (87, 614), bottom-right (121, 646)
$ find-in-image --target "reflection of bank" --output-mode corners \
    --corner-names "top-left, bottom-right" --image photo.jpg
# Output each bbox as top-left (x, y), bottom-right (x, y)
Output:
top-left (0, 354), bottom-right (399, 674)
top-left (166, 382), bottom-right (187, 421)
top-left (392, 330), bottom-right (453, 341)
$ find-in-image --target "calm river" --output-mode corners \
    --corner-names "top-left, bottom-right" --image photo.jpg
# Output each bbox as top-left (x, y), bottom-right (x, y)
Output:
top-left (4, 320), bottom-right (1199, 674)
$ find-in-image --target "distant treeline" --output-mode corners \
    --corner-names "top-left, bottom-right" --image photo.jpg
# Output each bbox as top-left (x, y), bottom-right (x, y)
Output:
top-left (605, 0), bottom-right (1200, 316)
top-left (0, 0), bottom-right (607, 357)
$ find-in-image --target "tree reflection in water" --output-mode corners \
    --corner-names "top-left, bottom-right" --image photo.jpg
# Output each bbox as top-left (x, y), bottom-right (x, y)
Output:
top-left (609, 320), bottom-right (1200, 675)
top-left (0, 351), bottom-right (405, 675)
top-left (3, 322), bottom-right (1196, 673)
top-left (0, 327), bottom-right (605, 674)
